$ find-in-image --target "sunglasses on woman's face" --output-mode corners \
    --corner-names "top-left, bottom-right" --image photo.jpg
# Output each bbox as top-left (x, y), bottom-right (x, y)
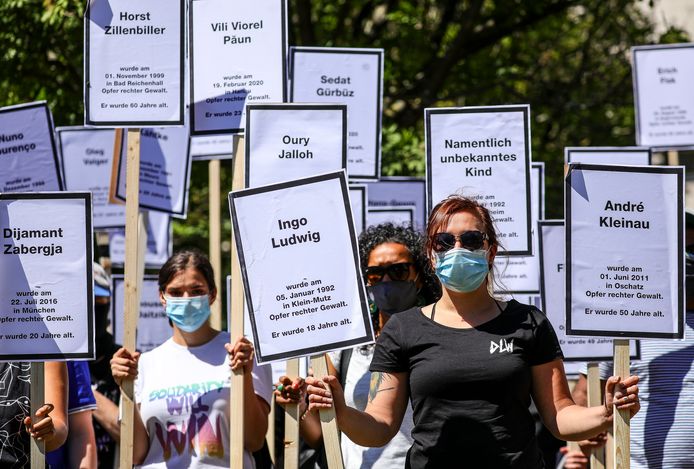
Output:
top-left (364, 262), bottom-right (413, 284)
top-left (432, 231), bottom-right (487, 253)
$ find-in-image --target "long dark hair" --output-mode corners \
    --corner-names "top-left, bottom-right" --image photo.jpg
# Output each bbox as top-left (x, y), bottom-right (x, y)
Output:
top-left (158, 249), bottom-right (216, 293)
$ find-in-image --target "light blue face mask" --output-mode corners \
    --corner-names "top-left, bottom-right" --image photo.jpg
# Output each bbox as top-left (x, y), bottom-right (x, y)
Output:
top-left (435, 248), bottom-right (489, 293)
top-left (165, 295), bottom-right (211, 332)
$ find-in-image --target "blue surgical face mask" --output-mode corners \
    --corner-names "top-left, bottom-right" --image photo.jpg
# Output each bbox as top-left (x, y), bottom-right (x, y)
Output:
top-left (435, 248), bottom-right (489, 293)
top-left (165, 295), bottom-right (211, 332)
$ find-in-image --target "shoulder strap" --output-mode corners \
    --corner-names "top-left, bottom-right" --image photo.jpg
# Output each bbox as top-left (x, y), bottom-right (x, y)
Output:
top-left (338, 348), bottom-right (352, 389)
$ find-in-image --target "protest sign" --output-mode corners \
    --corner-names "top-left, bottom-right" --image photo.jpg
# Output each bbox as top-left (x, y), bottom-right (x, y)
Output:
top-left (57, 127), bottom-right (127, 229)
top-left (0, 102), bottom-right (62, 193)
top-left (426, 105), bottom-right (532, 254)
top-left (190, 134), bottom-right (235, 161)
top-left (85, 0), bottom-right (184, 126)
top-left (0, 193), bottom-right (93, 360)
top-left (190, 0), bottom-right (287, 134)
top-left (540, 220), bottom-right (639, 360)
top-left (367, 206), bottom-right (414, 227)
top-left (348, 185), bottom-right (367, 234)
top-left (565, 147), bottom-right (651, 165)
top-left (114, 126), bottom-right (192, 217)
top-left (245, 104), bottom-right (347, 187)
top-left (111, 274), bottom-right (169, 352)
top-left (632, 43), bottom-right (694, 148)
top-left (566, 164), bottom-right (684, 338)
top-left (109, 211), bottom-right (171, 267)
top-left (290, 47), bottom-right (383, 179)
top-left (364, 177), bottom-right (426, 229)
top-left (229, 171), bottom-right (373, 363)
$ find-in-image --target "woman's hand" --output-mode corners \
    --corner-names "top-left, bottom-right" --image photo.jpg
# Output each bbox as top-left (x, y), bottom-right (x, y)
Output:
top-left (23, 403), bottom-right (56, 442)
top-left (559, 446), bottom-right (589, 469)
top-left (306, 375), bottom-right (346, 416)
top-left (225, 336), bottom-right (255, 373)
top-left (110, 347), bottom-right (140, 387)
top-left (604, 375), bottom-right (640, 418)
top-left (274, 375), bottom-right (306, 407)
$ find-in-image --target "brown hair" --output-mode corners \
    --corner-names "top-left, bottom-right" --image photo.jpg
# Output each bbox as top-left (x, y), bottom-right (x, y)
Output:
top-left (158, 249), bottom-right (216, 293)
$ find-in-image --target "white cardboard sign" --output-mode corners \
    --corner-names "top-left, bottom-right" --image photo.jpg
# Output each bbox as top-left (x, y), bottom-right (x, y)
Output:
top-left (348, 185), bottom-right (367, 235)
top-left (494, 162), bottom-right (544, 294)
top-left (565, 147), bottom-right (651, 166)
top-left (108, 211), bottom-right (171, 268)
top-left (0, 193), bottom-right (94, 360)
top-left (540, 220), bottom-right (639, 360)
top-left (229, 171), bottom-right (373, 363)
top-left (364, 177), bottom-right (426, 229)
top-left (190, 0), bottom-right (287, 135)
top-left (84, 0), bottom-right (184, 126)
top-left (190, 134), bottom-right (235, 161)
top-left (57, 127), bottom-right (127, 230)
top-left (632, 43), bottom-right (694, 148)
top-left (426, 105), bottom-right (532, 255)
top-left (290, 47), bottom-right (383, 179)
top-left (367, 206), bottom-right (414, 227)
top-left (0, 102), bottom-right (62, 193)
top-left (566, 164), bottom-right (684, 339)
top-left (115, 127), bottom-right (192, 217)
top-left (111, 274), bottom-right (170, 352)
top-left (245, 104), bottom-right (347, 187)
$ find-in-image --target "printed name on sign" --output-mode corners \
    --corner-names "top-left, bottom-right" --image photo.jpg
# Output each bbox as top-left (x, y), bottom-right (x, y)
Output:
top-left (364, 177), bottom-right (426, 229)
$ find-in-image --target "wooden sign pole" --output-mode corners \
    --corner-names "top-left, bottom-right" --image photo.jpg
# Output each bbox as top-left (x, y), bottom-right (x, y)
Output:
top-left (209, 159), bottom-right (223, 330)
top-left (283, 359), bottom-right (301, 469)
top-left (119, 128), bottom-right (143, 469)
top-left (267, 393), bottom-right (276, 465)
top-left (29, 362), bottom-right (45, 468)
top-left (229, 136), bottom-right (246, 466)
top-left (587, 362), bottom-right (606, 469)
top-left (310, 354), bottom-right (344, 469)
top-left (613, 339), bottom-right (631, 469)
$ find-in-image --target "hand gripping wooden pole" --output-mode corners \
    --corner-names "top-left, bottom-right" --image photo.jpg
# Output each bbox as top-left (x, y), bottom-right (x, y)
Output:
top-left (310, 354), bottom-right (344, 469)
top-left (588, 362), bottom-right (606, 469)
top-left (30, 362), bottom-right (45, 469)
top-left (209, 159), bottom-right (223, 330)
top-left (229, 135), bottom-right (246, 466)
top-left (613, 339), bottom-right (631, 469)
top-left (283, 359), bottom-right (301, 469)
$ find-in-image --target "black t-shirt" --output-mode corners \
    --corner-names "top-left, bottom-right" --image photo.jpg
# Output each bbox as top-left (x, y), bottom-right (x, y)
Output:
top-left (0, 362), bottom-right (31, 468)
top-left (370, 300), bottom-right (563, 469)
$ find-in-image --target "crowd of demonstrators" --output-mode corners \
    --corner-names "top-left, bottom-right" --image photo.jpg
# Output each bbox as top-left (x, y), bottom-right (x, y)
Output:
top-left (305, 195), bottom-right (641, 469)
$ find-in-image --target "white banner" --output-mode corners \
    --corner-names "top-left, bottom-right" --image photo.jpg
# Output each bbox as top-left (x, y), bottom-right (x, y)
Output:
top-left (290, 47), bottom-right (383, 179)
top-left (565, 147), bottom-right (651, 166)
top-left (364, 177), bottom-right (426, 229)
top-left (632, 43), bottom-right (694, 148)
top-left (0, 193), bottom-right (93, 360)
top-left (190, 134), bottom-right (235, 161)
top-left (229, 171), bottom-right (373, 363)
top-left (348, 185), bottom-right (367, 234)
top-left (566, 164), bottom-right (684, 339)
top-left (245, 104), bottom-right (347, 187)
top-left (0, 102), bottom-right (62, 193)
top-left (190, 0), bottom-right (287, 134)
top-left (114, 127), bottom-right (192, 217)
top-left (57, 127), bottom-right (126, 229)
top-left (111, 274), bottom-right (169, 352)
top-left (426, 105), bottom-right (532, 255)
top-left (367, 206), bottom-right (414, 227)
top-left (109, 211), bottom-right (171, 268)
top-left (85, 0), bottom-right (184, 126)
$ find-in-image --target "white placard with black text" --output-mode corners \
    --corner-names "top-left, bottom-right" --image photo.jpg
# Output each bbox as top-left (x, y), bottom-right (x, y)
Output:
top-left (565, 147), bottom-right (651, 166)
top-left (85, 0), bottom-right (184, 126)
top-left (245, 104), bottom-right (347, 187)
top-left (115, 127), bottom-right (192, 217)
top-left (57, 127), bottom-right (127, 229)
top-left (0, 193), bottom-right (93, 360)
top-left (190, 0), bottom-right (287, 134)
top-left (367, 206), bottom-right (414, 227)
top-left (566, 164), bottom-right (684, 339)
top-left (190, 134), bottom-right (235, 161)
top-left (426, 105), bottom-right (532, 255)
top-left (632, 43), bottom-right (694, 148)
top-left (0, 102), bottom-right (62, 193)
top-left (109, 211), bottom-right (171, 267)
top-left (111, 275), bottom-right (169, 352)
top-left (364, 177), bottom-right (426, 229)
top-left (229, 171), bottom-right (373, 363)
top-left (348, 185), bottom-right (367, 234)
top-left (290, 47), bottom-right (383, 179)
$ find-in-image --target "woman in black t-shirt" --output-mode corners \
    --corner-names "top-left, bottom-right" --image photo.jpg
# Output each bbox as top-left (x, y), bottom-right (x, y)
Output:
top-left (306, 195), bottom-right (641, 468)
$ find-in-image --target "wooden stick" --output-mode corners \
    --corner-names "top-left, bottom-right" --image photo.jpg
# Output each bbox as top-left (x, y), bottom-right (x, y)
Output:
top-left (587, 362), bottom-right (606, 469)
top-left (119, 128), bottom-right (142, 469)
top-left (310, 354), bottom-right (344, 469)
top-left (209, 159), bottom-right (223, 330)
top-left (613, 339), bottom-right (630, 469)
top-left (667, 150), bottom-right (679, 166)
top-left (283, 359), bottom-right (301, 469)
top-left (267, 391), bottom-right (276, 465)
top-left (30, 362), bottom-right (45, 469)
top-left (109, 129), bottom-right (125, 204)
top-left (229, 136), bottom-right (246, 466)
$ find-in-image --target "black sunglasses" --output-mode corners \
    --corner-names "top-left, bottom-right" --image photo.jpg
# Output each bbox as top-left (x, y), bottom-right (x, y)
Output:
top-left (433, 231), bottom-right (487, 253)
top-left (364, 262), bottom-right (413, 284)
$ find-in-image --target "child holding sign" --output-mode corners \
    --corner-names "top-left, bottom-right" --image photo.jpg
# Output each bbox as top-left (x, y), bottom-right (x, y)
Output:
top-left (306, 195), bottom-right (641, 468)
top-left (110, 250), bottom-right (272, 468)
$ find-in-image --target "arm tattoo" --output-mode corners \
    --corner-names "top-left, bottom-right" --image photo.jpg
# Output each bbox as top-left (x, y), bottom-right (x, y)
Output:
top-left (368, 372), bottom-right (395, 403)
